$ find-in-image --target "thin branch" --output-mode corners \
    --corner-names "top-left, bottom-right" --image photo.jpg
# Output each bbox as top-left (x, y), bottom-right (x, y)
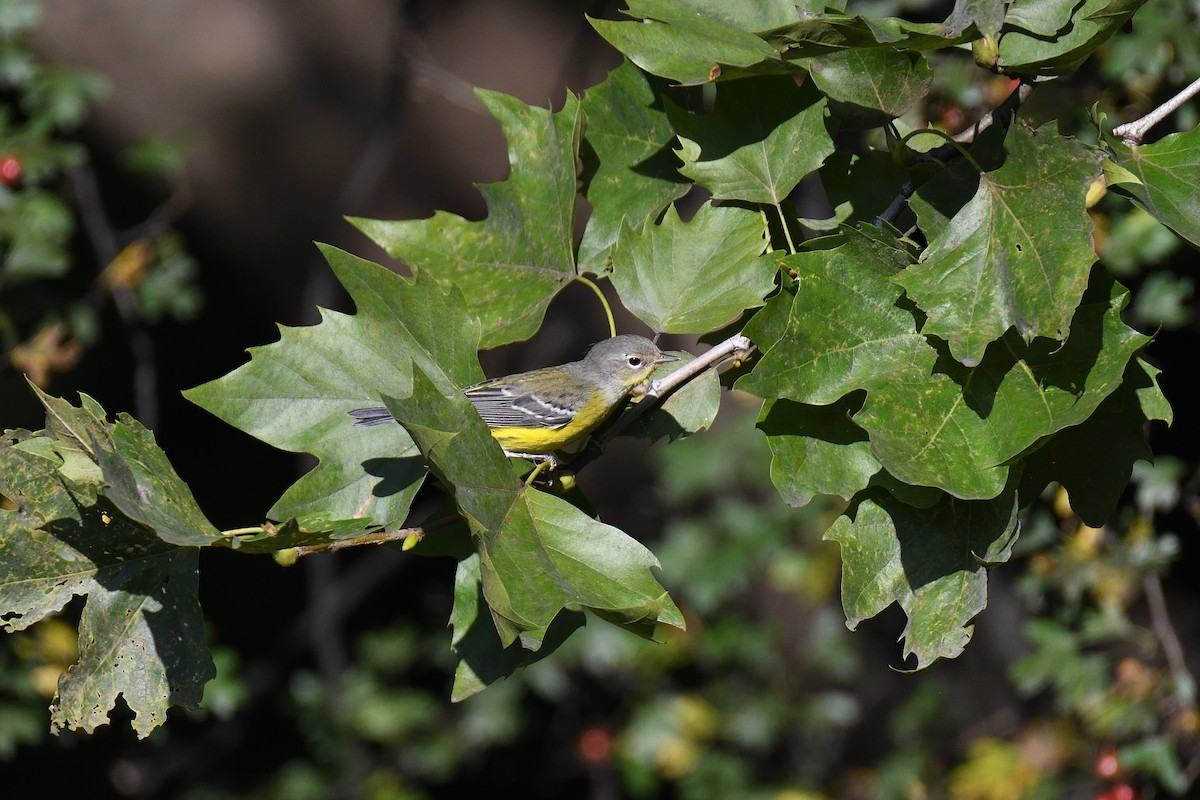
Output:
top-left (949, 80), bottom-right (1034, 147)
top-left (876, 181), bottom-right (914, 227)
top-left (874, 80), bottom-right (1033, 228)
top-left (1113, 75), bottom-right (1200, 146)
top-left (647, 334), bottom-right (754, 400)
top-left (1142, 569), bottom-right (1196, 703)
top-left (218, 525), bottom-right (427, 558)
top-left (69, 165), bottom-right (169, 428)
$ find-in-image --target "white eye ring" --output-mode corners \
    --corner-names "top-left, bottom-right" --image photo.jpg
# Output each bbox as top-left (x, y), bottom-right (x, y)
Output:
top-left (627, 355), bottom-right (643, 367)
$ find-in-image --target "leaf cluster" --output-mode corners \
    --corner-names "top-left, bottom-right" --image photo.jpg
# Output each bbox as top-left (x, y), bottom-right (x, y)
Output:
top-left (2, 0), bottom-right (1195, 746)
top-left (0, 387), bottom-right (219, 737)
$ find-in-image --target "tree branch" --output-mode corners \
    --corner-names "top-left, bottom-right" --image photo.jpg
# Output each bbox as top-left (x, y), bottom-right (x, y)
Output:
top-left (1142, 569), bottom-right (1196, 703)
top-left (875, 80), bottom-right (1033, 227)
top-left (1112, 75), bottom-right (1200, 147)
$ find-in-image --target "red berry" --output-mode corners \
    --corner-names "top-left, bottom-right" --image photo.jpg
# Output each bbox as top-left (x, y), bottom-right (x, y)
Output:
top-left (1094, 748), bottom-right (1121, 779)
top-left (577, 724), bottom-right (613, 765)
top-left (939, 104), bottom-right (966, 131)
top-left (1110, 784), bottom-right (1137, 800)
top-left (0, 153), bottom-right (22, 187)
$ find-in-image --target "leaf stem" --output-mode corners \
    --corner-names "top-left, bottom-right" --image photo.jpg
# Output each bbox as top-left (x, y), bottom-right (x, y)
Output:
top-left (576, 276), bottom-right (617, 338)
top-left (773, 203), bottom-right (797, 254)
top-left (901, 127), bottom-right (984, 174)
top-left (1112, 75), bottom-right (1200, 147)
top-left (221, 526), bottom-right (268, 537)
top-left (293, 527), bottom-right (424, 557)
top-left (525, 459), bottom-right (553, 486)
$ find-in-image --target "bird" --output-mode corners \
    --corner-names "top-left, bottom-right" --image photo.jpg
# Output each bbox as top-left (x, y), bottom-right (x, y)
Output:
top-left (348, 334), bottom-right (677, 460)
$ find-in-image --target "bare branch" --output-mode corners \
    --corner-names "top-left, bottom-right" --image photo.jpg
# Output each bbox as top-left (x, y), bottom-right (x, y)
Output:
top-left (1113, 76), bottom-right (1200, 147)
top-left (918, 79), bottom-right (1034, 165)
top-left (1142, 569), bottom-right (1196, 701)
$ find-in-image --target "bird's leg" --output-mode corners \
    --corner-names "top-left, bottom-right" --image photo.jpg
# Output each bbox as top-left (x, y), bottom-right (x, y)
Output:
top-left (503, 450), bottom-right (560, 471)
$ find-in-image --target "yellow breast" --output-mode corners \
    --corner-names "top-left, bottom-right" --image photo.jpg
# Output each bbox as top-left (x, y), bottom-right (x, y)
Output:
top-left (486, 392), bottom-right (615, 453)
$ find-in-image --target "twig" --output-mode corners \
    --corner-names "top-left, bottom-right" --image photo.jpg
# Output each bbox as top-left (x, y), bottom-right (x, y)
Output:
top-left (876, 181), bottom-right (914, 227)
top-left (285, 527), bottom-right (424, 558)
top-left (1113, 75), bottom-right (1200, 147)
top-left (69, 165), bottom-right (163, 427)
top-left (568, 333), bottom-right (754, 473)
top-left (947, 80), bottom-right (1034, 148)
top-left (1142, 569), bottom-right (1196, 703)
top-left (219, 525), bottom-right (426, 558)
top-left (1142, 568), bottom-right (1200, 790)
top-left (648, 334), bottom-right (753, 400)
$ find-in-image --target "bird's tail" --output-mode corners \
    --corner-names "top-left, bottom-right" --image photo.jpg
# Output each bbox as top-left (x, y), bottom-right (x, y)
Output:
top-left (348, 407), bottom-right (396, 427)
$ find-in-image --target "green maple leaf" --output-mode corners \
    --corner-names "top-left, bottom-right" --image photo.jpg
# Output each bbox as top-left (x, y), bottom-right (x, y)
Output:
top-left (762, 14), bottom-right (977, 55)
top-left (447, 554), bottom-right (585, 701)
top-left (805, 47), bottom-right (932, 120)
top-left (351, 90), bottom-right (582, 348)
top-left (668, 76), bottom-right (833, 204)
top-left (944, 0), bottom-right (1007, 35)
top-left (825, 486), bottom-right (1019, 668)
top-left (1105, 124), bottom-right (1200, 249)
top-left (739, 228), bottom-right (1148, 500)
top-left (757, 395), bottom-right (880, 508)
top-left (899, 123), bottom-right (1101, 367)
top-left (610, 201), bottom-right (776, 333)
top-left (1, 428), bottom-right (213, 739)
top-left (1003, 0), bottom-right (1079, 36)
top-left (589, 0), bottom-right (780, 86)
top-left (386, 365), bottom-right (683, 655)
top-left (186, 245), bottom-right (482, 530)
top-left (1021, 359), bottom-right (1171, 526)
top-left (997, 0), bottom-right (1149, 77)
top-left (578, 61), bottom-right (689, 274)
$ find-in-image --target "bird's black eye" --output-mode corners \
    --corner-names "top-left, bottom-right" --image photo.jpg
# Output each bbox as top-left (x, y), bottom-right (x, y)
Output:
top-left (627, 355), bottom-right (643, 367)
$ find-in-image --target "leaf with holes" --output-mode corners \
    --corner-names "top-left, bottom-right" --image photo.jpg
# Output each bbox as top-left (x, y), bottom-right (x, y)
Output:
top-left (739, 228), bottom-right (1149, 500)
top-left (898, 123), bottom-right (1101, 367)
top-left (0, 436), bottom-right (213, 739)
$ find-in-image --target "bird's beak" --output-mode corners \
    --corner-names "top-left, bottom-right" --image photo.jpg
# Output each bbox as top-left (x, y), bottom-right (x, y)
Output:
top-left (656, 352), bottom-right (680, 365)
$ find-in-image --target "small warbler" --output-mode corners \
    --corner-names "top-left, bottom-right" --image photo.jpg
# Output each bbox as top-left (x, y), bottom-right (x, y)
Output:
top-left (349, 334), bottom-right (677, 458)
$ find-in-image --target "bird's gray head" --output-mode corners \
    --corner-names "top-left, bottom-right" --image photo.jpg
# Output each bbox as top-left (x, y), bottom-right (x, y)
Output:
top-left (584, 335), bottom-right (678, 385)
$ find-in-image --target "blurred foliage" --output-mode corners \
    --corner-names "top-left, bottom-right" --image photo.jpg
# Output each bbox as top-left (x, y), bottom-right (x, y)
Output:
top-left (0, 0), bottom-right (204, 762)
top-left (0, 0), bottom-right (202, 390)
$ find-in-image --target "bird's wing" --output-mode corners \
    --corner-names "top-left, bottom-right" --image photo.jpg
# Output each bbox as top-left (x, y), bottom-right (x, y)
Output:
top-left (464, 381), bottom-right (575, 428)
